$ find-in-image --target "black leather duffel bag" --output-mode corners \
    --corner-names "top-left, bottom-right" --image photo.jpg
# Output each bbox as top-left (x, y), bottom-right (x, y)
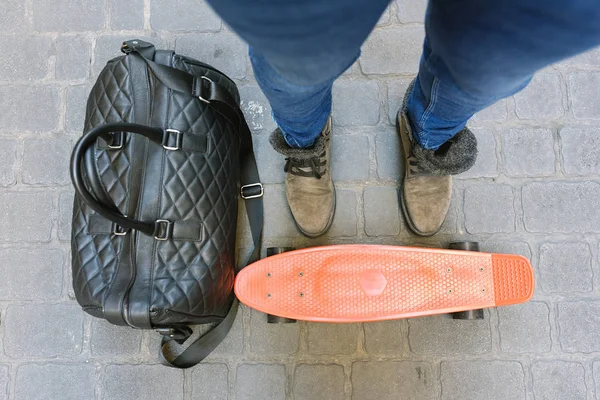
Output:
top-left (69, 39), bottom-right (263, 368)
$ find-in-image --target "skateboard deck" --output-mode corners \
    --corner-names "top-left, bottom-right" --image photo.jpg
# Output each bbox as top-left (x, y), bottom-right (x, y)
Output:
top-left (234, 245), bottom-right (534, 323)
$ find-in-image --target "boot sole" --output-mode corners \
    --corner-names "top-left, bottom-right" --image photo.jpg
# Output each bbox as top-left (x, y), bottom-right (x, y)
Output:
top-left (396, 109), bottom-right (446, 238)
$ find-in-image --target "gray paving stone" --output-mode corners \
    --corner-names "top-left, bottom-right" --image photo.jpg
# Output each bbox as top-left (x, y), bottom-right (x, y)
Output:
top-left (464, 184), bottom-right (515, 234)
top-left (0, 248), bottom-right (62, 300)
top-left (568, 72), bottom-right (600, 119)
top-left (294, 364), bottom-right (345, 400)
top-left (55, 36), bottom-right (91, 80)
top-left (328, 189), bottom-right (358, 237)
top-left (375, 132), bottom-right (401, 181)
top-left (0, 85), bottom-right (60, 132)
top-left (332, 81), bottom-right (380, 126)
top-left (498, 302), bottom-right (552, 353)
top-left (93, 36), bottom-right (169, 75)
top-left (59, 191), bottom-right (74, 241)
top-left (151, 0), bottom-right (221, 31)
top-left (538, 242), bottom-right (592, 293)
top-left (514, 72), bottom-right (564, 119)
top-left (14, 364), bottom-right (95, 400)
top-left (352, 361), bottom-right (433, 400)
top-left (471, 99), bottom-right (508, 123)
top-left (0, 192), bottom-right (53, 242)
top-left (560, 126), bottom-right (600, 175)
top-left (480, 241), bottom-right (532, 259)
top-left (593, 362), bottom-right (600, 399)
top-left (66, 84), bottom-right (91, 133)
top-left (262, 185), bottom-right (300, 239)
top-left (501, 128), bottom-right (555, 177)
top-left (0, 1), bottom-right (28, 33)
top-left (0, 139), bottom-right (17, 187)
top-left (32, 0), bottom-right (106, 31)
top-left (397, 0), bottom-right (427, 23)
top-left (457, 127), bottom-right (498, 179)
top-left (91, 319), bottom-right (142, 356)
top-left (387, 78), bottom-right (414, 124)
top-left (4, 303), bottom-right (83, 357)
top-left (110, 0), bottom-right (144, 30)
top-left (0, 37), bottom-right (51, 81)
top-left (307, 323), bottom-right (358, 355)
top-left (360, 27), bottom-right (425, 74)
top-left (22, 137), bottom-right (72, 185)
top-left (102, 365), bottom-right (183, 400)
top-left (239, 85), bottom-right (276, 134)
top-left (331, 135), bottom-right (370, 181)
top-left (175, 33), bottom-right (248, 80)
top-left (531, 361), bottom-right (586, 400)
top-left (252, 135), bottom-right (285, 184)
top-left (558, 301), bottom-right (600, 353)
top-left (249, 308), bottom-right (299, 356)
top-left (210, 304), bottom-right (244, 356)
top-left (235, 364), bottom-right (286, 400)
top-left (363, 186), bottom-right (400, 236)
top-left (441, 361), bottom-right (525, 400)
top-left (364, 320), bottom-right (406, 356)
top-left (408, 315), bottom-right (491, 355)
top-left (191, 363), bottom-right (228, 400)
top-left (0, 365), bottom-right (7, 400)
top-left (522, 182), bottom-right (600, 233)
top-left (376, 5), bottom-right (391, 26)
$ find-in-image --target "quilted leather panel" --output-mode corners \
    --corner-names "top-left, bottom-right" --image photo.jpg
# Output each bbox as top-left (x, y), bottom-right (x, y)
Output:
top-left (72, 49), bottom-right (242, 328)
top-left (151, 90), bottom-right (240, 323)
top-left (72, 57), bottom-right (133, 310)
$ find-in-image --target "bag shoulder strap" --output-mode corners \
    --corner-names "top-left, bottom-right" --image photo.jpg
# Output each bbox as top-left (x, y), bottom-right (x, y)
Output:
top-left (121, 40), bottom-right (263, 368)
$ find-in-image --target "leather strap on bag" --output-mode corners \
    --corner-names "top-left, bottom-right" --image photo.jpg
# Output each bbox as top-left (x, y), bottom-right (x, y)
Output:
top-left (119, 40), bottom-right (263, 368)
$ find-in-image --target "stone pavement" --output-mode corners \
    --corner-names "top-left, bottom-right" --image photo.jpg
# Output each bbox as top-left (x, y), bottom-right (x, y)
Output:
top-left (1, 0), bottom-right (600, 399)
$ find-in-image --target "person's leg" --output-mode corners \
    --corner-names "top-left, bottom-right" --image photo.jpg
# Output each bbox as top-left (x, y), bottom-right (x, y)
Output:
top-left (410, 0), bottom-right (600, 150)
top-left (207, 0), bottom-right (389, 147)
top-left (398, 0), bottom-right (600, 236)
top-left (206, 0), bottom-right (389, 237)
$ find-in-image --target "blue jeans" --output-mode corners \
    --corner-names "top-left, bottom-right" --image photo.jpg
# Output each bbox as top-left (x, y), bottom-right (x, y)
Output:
top-left (207, 0), bottom-right (600, 149)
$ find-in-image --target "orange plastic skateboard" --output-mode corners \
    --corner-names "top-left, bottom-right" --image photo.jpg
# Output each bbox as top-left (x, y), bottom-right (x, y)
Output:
top-left (234, 243), bottom-right (534, 323)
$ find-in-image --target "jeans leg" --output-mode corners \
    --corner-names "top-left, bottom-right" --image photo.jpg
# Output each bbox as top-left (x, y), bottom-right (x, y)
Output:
top-left (206, 0), bottom-right (390, 147)
top-left (248, 47), bottom-right (356, 148)
top-left (407, 0), bottom-right (600, 149)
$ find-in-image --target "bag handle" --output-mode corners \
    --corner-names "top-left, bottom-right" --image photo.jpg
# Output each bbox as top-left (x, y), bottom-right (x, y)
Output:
top-left (70, 122), bottom-right (200, 238)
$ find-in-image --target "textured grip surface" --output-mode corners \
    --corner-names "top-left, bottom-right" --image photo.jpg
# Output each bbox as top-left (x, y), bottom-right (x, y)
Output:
top-left (492, 254), bottom-right (535, 306)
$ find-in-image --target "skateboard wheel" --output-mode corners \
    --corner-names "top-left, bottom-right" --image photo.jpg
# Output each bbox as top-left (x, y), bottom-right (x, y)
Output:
top-left (266, 247), bottom-right (295, 257)
top-left (449, 241), bottom-right (485, 320)
top-left (448, 241), bottom-right (480, 252)
top-left (267, 314), bottom-right (297, 324)
top-left (452, 309), bottom-right (485, 320)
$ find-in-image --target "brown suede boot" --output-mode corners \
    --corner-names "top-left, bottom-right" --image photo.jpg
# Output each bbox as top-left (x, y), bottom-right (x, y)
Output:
top-left (398, 80), bottom-right (478, 236)
top-left (269, 117), bottom-right (335, 238)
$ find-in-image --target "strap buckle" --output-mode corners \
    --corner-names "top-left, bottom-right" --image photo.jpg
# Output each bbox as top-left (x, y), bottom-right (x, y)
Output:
top-left (156, 326), bottom-right (193, 344)
top-left (241, 183), bottom-right (264, 200)
top-left (163, 129), bottom-right (182, 151)
top-left (154, 220), bottom-right (173, 241)
top-left (198, 76), bottom-right (213, 104)
top-left (113, 223), bottom-right (128, 236)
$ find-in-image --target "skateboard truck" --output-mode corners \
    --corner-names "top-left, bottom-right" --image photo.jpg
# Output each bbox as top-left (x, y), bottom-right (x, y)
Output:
top-left (265, 247), bottom-right (297, 323)
top-left (448, 241), bottom-right (485, 320)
